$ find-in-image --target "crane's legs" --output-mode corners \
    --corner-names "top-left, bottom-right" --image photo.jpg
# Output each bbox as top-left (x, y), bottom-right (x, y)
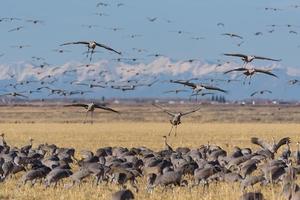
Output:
top-left (243, 76), bottom-right (247, 85)
top-left (248, 75), bottom-right (253, 85)
top-left (174, 125), bottom-right (177, 137)
top-left (86, 48), bottom-right (90, 58)
top-left (168, 125), bottom-right (174, 136)
top-left (91, 111), bottom-right (94, 124)
top-left (83, 111), bottom-right (89, 124)
top-left (90, 49), bottom-right (94, 62)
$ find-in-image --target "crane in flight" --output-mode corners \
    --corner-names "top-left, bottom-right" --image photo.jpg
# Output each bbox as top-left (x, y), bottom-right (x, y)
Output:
top-left (60, 41), bottom-right (121, 61)
top-left (153, 103), bottom-right (201, 137)
top-left (223, 53), bottom-right (281, 68)
top-left (65, 102), bottom-right (119, 124)
top-left (224, 67), bottom-right (278, 85)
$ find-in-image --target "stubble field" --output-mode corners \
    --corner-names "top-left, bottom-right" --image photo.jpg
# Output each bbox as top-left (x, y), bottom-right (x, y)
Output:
top-left (0, 103), bottom-right (300, 200)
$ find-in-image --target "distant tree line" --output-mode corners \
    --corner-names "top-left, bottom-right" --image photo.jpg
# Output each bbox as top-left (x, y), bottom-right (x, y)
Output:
top-left (211, 95), bottom-right (226, 103)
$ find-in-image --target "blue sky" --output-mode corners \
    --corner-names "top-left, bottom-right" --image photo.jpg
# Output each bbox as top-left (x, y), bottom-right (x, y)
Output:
top-left (1, 0), bottom-right (300, 100)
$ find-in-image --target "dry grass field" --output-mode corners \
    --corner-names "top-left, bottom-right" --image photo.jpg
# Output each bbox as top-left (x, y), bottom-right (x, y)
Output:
top-left (0, 103), bottom-right (300, 123)
top-left (0, 104), bottom-right (300, 200)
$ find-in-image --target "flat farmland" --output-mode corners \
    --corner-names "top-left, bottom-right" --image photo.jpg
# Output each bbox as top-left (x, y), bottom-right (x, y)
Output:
top-left (0, 104), bottom-right (299, 123)
top-left (0, 104), bottom-right (299, 200)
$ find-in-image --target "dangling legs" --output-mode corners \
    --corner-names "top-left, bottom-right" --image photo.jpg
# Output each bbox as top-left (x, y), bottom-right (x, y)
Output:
top-left (86, 48), bottom-right (90, 58)
top-left (248, 75), bottom-right (253, 85)
top-left (168, 125), bottom-right (174, 136)
top-left (91, 111), bottom-right (94, 124)
top-left (90, 49), bottom-right (94, 62)
top-left (84, 111), bottom-right (89, 123)
top-left (174, 125), bottom-right (178, 137)
top-left (243, 76), bottom-right (247, 85)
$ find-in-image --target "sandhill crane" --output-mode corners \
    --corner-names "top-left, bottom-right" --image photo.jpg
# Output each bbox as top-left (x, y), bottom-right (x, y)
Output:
top-left (112, 189), bottom-right (134, 200)
top-left (148, 169), bottom-right (184, 188)
top-left (0, 92), bottom-right (28, 98)
top-left (223, 53), bottom-right (281, 68)
top-left (147, 17), bottom-right (157, 22)
top-left (76, 83), bottom-right (106, 88)
top-left (170, 80), bottom-right (227, 94)
top-left (289, 79), bottom-right (300, 85)
top-left (224, 67), bottom-right (278, 85)
top-left (250, 90), bottom-right (272, 97)
top-left (69, 168), bottom-right (91, 186)
top-left (8, 26), bottom-right (24, 32)
top-left (251, 137), bottom-right (290, 159)
top-left (152, 103), bottom-right (201, 136)
top-left (241, 175), bottom-right (266, 190)
top-left (65, 103), bottom-right (119, 124)
top-left (251, 137), bottom-right (290, 154)
top-left (221, 33), bottom-right (243, 39)
top-left (22, 167), bottom-right (51, 186)
top-left (20, 138), bottom-right (34, 154)
top-left (45, 168), bottom-right (73, 187)
top-left (60, 41), bottom-right (121, 61)
top-left (240, 192), bottom-right (264, 200)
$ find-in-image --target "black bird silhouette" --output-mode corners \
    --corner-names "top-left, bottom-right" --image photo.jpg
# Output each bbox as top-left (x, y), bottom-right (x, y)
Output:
top-left (250, 90), bottom-right (272, 97)
top-left (221, 33), bottom-right (243, 39)
top-left (224, 67), bottom-right (278, 84)
top-left (170, 80), bottom-right (227, 94)
top-left (223, 53), bottom-right (281, 68)
top-left (60, 41), bottom-right (121, 61)
top-left (65, 103), bottom-right (119, 124)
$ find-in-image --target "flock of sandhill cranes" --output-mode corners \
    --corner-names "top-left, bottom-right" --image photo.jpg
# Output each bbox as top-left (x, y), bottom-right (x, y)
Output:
top-left (1, 1), bottom-right (296, 104)
top-left (1, 1), bottom-right (300, 200)
top-left (0, 133), bottom-right (299, 200)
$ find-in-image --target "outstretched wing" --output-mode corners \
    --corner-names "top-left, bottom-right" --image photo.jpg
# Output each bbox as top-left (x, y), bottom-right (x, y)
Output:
top-left (163, 89), bottom-right (189, 94)
top-left (92, 84), bottom-right (106, 88)
top-left (202, 85), bottom-right (228, 93)
top-left (254, 69), bottom-right (278, 78)
top-left (60, 41), bottom-right (89, 46)
top-left (223, 53), bottom-right (247, 59)
top-left (253, 56), bottom-right (281, 62)
top-left (0, 93), bottom-right (11, 97)
top-left (182, 106), bottom-right (201, 116)
top-left (191, 92), bottom-right (214, 96)
top-left (152, 103), bottom-right (176, 116)
top-left (273, 137), bottom-right (290, 152)
top-left (250, 91), bottom-right (259, 97)
top-left (251, 137), bottom-right (272, 151)
top-left (170, 80), bottom-right (196, 89)
top-left (76, 83), bottom-right (88, 86)
top-left (232, 34), bottom-right (243, 39)
top-left (64, 103), bottom-right (88, 109)
top-left (95, 42), bottom-right (121, 55)
top-left (222, 33), bottom-right (243, 39)
top-left (94, 104), bottom-right (119, 113)
top-left (16, 93), bottom-right (28, 98)
top-left (224, 68), bottom-right (247, 74)
top-left (262, 90), bottom-right (272, 94)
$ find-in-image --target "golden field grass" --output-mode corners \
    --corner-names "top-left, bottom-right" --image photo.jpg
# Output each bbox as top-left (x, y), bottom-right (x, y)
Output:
top-left (0, 122), bottom-right (300, 200)
top-left (1, 104), bottom-right (300, 123)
